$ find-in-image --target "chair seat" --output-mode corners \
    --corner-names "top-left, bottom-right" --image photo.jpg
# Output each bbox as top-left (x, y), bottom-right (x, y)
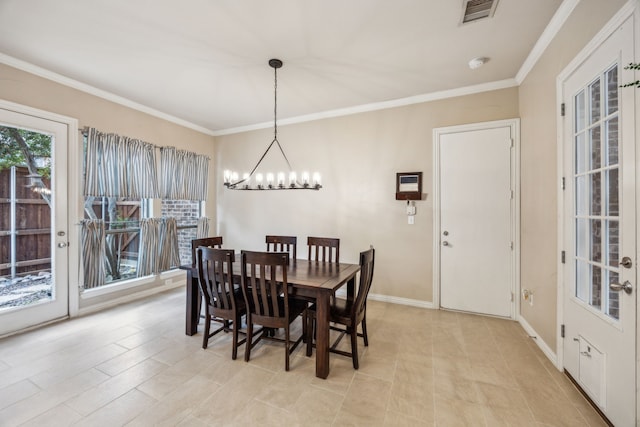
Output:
top-left (308, 298), bottom-right (353, 325)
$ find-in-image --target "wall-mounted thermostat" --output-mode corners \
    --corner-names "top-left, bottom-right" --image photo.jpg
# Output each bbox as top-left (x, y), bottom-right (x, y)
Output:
top-left (396, 172), bottom-right (422, 200)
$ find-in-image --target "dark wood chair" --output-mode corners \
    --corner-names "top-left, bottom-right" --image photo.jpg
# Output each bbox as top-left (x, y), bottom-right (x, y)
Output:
top-left (266, 235), bottom-right (297, 259)
top-left (191, 236), bottom-right (223, 266)
top-left (196, 247), bottom-right (246, 359)
top-left (306, 247), bottom-right (375, 369)
top-left (307, 236), bottom-right (340, 263)
top-left (191, 236), bottom-right (224, 320)
top-left (240, 250), bottom-right (307, 371)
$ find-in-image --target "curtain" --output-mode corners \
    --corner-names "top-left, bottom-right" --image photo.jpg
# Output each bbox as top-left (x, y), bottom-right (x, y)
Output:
top-left (137, 217), bottom-right (180, 277)
top-left (160, 147), bottom-right (209, 201)
top-left (81, 219), bottom-right (106, 289)
top-left (83, 128), bottom-right (159, 198)
top-left (196, 217), bottom-right (209, 238)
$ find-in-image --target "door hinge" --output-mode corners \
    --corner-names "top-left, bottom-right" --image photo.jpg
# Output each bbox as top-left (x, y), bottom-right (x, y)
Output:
top-left (561, 103), bottom-right (565, 116)
top-left (510, 241), bottom-right (514, 250)
top-left (511, 292), bottom-right (514, 302)
top-left (561, 250), bottom-right (566, 264)
top-left (561, 324), bottom-right (565, 338)
top-left (561, 177), bottom-right (566, 190)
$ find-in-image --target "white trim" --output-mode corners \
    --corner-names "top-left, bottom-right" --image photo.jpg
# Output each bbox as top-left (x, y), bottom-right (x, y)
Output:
top-left (432, 118), bottom-right (521, 319)
top-left (77, 274), bottom-right (185, 316)
top-left (0, 53), bottom-right (216, 137)
top-left (555, 0), bottom-right (637, 380)
top-left (334, 289), bottom-right (434, 309)
top-left (213, 79), bottom-right (518, 136)
top-left (516, 0), bottom-right (581, 84)
top-left (80, 269), bottom-right (184, 299)
top-left (518, 315), bottom-right (559, 368)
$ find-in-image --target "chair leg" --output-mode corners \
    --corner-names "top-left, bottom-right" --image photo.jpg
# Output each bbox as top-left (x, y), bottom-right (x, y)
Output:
top-left (362, 315), bottom-right (369, 347)
top-left (306, 313), bottom-right (314, 357)
top-left (231, 315), bottom-right (239, 360)
top-left (350, 327), bottom-right (359, 369)
top-left (245, 316), bottom-right (253, 362)
top-left (285, 326), bottom-right (290, 371)
top-left (202, 313), bottom-right (210, 349)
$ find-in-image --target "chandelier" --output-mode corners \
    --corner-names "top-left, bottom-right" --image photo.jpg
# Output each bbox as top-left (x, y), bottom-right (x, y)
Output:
top-left (223, 59), bottom-right (321, 191)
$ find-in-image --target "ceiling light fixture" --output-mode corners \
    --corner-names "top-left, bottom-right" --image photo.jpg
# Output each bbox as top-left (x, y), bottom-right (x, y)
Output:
top-left (223, 59), bottom-right (321, 191)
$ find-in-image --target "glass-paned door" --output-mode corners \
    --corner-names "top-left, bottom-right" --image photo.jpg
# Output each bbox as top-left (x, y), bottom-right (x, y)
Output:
top-left (0, 106), bottom-right (69, 336)
top-left (562, 17), bottom-right (635, 427)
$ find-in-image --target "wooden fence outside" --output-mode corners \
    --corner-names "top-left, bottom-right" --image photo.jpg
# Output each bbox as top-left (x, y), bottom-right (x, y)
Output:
top-left (0, 166), bottom-right (51, 278)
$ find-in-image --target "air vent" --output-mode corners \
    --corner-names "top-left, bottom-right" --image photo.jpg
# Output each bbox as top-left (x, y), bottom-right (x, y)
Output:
top-left (461, 0), bottom-right (498, 24)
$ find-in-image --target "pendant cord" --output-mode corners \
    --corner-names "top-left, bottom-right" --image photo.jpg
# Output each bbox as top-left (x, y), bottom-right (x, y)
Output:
top-left (232, 60), bottom-right (294, 185)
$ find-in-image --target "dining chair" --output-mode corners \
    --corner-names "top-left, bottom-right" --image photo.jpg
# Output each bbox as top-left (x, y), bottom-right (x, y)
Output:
top-left (240, 250), bottom-right (307, 371)
top-left (305, 247), bottom-right (375, 369)
top-left (266, 235), bottom-right (297, 259)
top-left (307, 236), bottom-right (340, 263)
top-left (191, 236), bottom-right (223, 266)
top-left (191, 236), bottom-right (224, 321)
top-left (196, 247), bottom-right (246, 359)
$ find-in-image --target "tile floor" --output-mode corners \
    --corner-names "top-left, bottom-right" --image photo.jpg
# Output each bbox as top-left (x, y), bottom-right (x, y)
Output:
top-left (0, 288), bottom-right (606, 426)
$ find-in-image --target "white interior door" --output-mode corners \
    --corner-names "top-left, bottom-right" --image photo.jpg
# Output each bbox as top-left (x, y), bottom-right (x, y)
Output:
top-left (0, 106), bottom-right (69, 336)
top-left (561, 16), bottom-right (635, 427)
top-left (436, 121), bottom-right (517, 318)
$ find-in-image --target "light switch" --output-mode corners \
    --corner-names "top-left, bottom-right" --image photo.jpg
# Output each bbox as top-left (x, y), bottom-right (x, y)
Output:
top-left (408, 216), bottom-right (415, 225)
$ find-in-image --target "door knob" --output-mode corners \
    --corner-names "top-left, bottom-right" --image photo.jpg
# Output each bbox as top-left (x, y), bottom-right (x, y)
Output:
top-left (443, 231), bottom-right (449, 236)
top-left (442, 241), bottom-right (449, 246)
top-left (609, 280), bottom-right (633, 295)
top-left (620, 256), bottom-right (633, 268)
top-left (57, 242), bottom-right (68, 248)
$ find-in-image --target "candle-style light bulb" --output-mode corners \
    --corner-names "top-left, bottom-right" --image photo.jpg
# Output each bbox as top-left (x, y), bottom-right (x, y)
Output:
top-left (277, 172), bottom-right (285, 188)
top-left (256, 173), bottom-right (264, 189)
top-left (289, 171), bottom-right (297, 188)
top-left (223, 170), bottom-right (231, 184)
top-left (312, 172), bottom-right (322, 188)
top-left (242, 173), bottom-right (250, 189)
top-left (266, 173), bottom-right (275, 188)
top-left (302, 172), bottom-right (310, 187)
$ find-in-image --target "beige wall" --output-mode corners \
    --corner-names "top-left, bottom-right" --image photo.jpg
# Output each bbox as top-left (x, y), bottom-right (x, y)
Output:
top-left (215, 88), bottom-right (519, 303)
top-left (0, 63), bottom-right (216, 310)
top-left (518, 0), bottom-right (628, 348)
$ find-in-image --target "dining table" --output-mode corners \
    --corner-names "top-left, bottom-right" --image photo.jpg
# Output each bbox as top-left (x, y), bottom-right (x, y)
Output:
top-left (179, 258), bottom-right (360, 379)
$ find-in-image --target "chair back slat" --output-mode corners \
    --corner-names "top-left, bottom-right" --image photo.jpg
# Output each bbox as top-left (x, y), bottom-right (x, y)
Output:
top-left (352, 247), bottom-right (375, 320)
top-left (266, 235), bottom-right (297, 260)
top-left (191, 236), bottom-right (223, 266)
top-left (241, 251), bottom-right (290, 321)
top-left (197, 247), bottom-right (237, 314)
top-left (307, 237), bottom-right (340, 263)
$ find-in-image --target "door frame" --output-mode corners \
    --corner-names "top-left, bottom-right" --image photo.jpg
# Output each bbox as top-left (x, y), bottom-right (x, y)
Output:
top-left (0, 99), bottom-right (80, 327)
top-left (433, 118), bottom-right (521, 319)
top-left (555, 0), bottom-right (638, 374)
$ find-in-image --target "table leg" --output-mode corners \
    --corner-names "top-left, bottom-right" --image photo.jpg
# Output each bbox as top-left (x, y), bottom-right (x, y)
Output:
top-left (315, 291), bottom-right (330, 379)
top-left (347, 276), bottom-right (356, 300)
top-left (185, 271), bottom-right (199, 336)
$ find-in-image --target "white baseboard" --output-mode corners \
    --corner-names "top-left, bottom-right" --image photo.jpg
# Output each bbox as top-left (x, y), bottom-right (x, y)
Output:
top-left (518, 316), bottom-right (559, 369)
top-left (335, 289), bottom-right (434, 309)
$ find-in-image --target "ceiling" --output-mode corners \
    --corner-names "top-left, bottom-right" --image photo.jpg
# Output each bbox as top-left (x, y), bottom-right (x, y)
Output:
top-left (0, 0), bottom-right (564, 135)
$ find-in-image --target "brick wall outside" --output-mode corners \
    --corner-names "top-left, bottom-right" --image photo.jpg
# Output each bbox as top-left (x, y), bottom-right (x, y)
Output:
top-left (161, 200), bottom-right (200, 265)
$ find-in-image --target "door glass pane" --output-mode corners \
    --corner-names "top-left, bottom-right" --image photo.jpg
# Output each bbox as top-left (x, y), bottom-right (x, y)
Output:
top-left (589, 78), bottom-right (601, 124)
top-left (0, 126), bottom-right (53, 311)
top-left (605, 117), bottom-right (619, 166)
top-left (605, 65), bottom-right (618, 115)
top-left (606, 220), bottom-right (619, 268)
top-left (575, 133), bottom-right (586, 173)
top-left (607, 270), bottom-right (620, 320)
top-left (606, 169), bottom-right (619, 216)
top-left (575, 175), bottom-right (587, 215)
top-left (591, 265), bottom-right (602, 309)
top-left (590, 172), bottom-right (601, 215)
top-left (576, 218), bottom-right (588, 258)
top-left (576, 260), bottom-right (588, 301)
top-left (590, 125), bottom-right (601, 169)
top-left (575, 89), bottom-right (586, 132)
top-left (590, 219), bottom-right (602, 263)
